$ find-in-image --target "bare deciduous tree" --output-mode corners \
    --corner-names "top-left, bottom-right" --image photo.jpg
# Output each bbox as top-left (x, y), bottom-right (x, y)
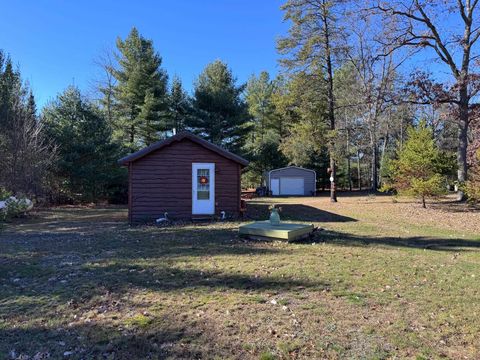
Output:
top-left (92, 49), bottom-right (117, 126)
top-left (0, 94), bottom-right (57, 200)
top-left (344, 20), bottom-right (403, 191)
top-left (371, 0), bottom-right (480, 200)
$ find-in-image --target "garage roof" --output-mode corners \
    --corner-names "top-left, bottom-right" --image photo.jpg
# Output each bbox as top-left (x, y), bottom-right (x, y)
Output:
top-left (269, 166), bottom-right (316, 174)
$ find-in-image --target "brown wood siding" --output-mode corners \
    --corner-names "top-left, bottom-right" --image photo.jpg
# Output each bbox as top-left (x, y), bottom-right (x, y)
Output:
top-left (128, 163), bottom-right (132, 224)
top-left (129, 138), bottom-right (241, 223)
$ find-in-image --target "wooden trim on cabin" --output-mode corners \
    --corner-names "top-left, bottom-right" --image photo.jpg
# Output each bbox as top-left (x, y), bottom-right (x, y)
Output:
top-left (128, 162), bottom-right (132, 224)
top-left (237, 164), bottom-right (241, 212)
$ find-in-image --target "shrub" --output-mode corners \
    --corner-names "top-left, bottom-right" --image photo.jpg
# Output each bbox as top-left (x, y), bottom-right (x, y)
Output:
top-left (0, 187), bottom-right (11, 201)
top-left (0, 193), bottom-right (33, 223)
top-left (0, 188), bottom-right (11, 223)
top-left (384, 122), bottom-right (446, 208)
top-left (465, 150), bottom-right (480, 203)
top-left (465, 181), bottom-right (480, 202)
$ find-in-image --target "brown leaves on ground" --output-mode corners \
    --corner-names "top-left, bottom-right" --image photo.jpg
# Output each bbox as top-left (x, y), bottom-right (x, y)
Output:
top-left (0, 194), bottom-right (479, 359)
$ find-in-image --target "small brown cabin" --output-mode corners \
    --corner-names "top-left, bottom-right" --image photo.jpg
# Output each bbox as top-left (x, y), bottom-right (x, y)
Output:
top-left (118, 132), bottom-right (249, 224)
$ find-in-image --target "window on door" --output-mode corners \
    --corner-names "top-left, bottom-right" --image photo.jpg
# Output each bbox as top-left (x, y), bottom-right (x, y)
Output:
top-left (197, 168), bottom-right (210, 200)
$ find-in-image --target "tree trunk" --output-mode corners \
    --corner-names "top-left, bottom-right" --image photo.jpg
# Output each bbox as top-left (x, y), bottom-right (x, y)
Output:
top-left (422, 195), bottom-right (426, 208)
top-left (347, 153), bottom-right (352, 191)
top-left (329, 156), bottom-right (337, 201)
top-left (346, 128), bottom-right (352, 191)
top-left (379, 131), bottom-right (389, 189)
top-left (357, 150), bottom-right (362, 191)
top-left (400, 119), bottom-right (404, 150)
top-left (457, 89), bottom-right (469, 201)
top-left (371, 139), bottom-right (378, 192)
top-left (322, 5), bottom-right (337, 202)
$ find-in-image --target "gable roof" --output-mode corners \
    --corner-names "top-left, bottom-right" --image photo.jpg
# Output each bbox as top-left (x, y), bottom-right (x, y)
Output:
top-left (269, 166), bottom-right (316, 174)
top-left (118, 131), bottom-right (249, 167)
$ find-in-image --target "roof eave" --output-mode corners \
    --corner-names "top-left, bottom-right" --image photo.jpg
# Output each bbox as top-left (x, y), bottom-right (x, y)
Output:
top-left (117, 131), bottom-right (249, 167)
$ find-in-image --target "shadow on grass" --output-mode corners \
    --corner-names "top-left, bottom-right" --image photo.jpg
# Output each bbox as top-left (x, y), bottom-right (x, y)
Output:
top-left (314, 190), bottom-right (391, 198)
top-left (246, 203), bottom-right (357, 222)
top-left (0, 226), bottom-right (282, 261)
top-left (0, 263), bottom-right (327, 314)
top-left (81, 264), bottom-right (328, 294)
top-left (0, 316), bottom-right (204, 359)
top-left (309, 229), bottom-right (480, 252)
top-left (428, 200), bottom-right (480, 213)
top-left (0, 224), bottom-right (326, 311)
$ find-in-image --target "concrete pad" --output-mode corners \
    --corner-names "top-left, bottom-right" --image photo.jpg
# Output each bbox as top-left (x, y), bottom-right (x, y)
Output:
top-left (239, 221), bottom-right (315, 241)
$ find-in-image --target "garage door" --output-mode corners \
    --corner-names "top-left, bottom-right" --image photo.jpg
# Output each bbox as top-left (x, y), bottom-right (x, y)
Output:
top-left (280, 177), bottom-right (304, 195)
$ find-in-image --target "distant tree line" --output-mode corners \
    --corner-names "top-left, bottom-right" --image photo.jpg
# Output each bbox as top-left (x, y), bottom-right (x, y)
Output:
top-left (1, 0), bottom-right (480, 206)
top-left (0, 52), bottom-right (56, 200)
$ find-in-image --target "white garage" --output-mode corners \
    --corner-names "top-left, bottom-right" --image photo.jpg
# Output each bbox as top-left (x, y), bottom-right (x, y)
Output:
top-left (268, 166), bottom-right (316, 196)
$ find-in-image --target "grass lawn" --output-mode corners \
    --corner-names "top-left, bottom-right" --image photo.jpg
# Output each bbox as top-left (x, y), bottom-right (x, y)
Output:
top-left (1, 194), bottom-right (479, 359)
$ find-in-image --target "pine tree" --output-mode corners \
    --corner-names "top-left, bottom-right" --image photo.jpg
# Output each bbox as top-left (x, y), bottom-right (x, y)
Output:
top-left (111, 27), bottom-right (169, 151)
top-left (42, 86), bottom-right (125, 202)
top-left (0, 50), bottom-right (54, 198)
top-left (0, 55), bottom-right (22, 132)
top-left (245, 72), bottom-right (277, 134)
top-left (189, 60), bottom-right (249, 152)
top-left (26, 91), bottom-right (37, 122)
top-left (138, 90), bottom-right (162, 145)
top-left (387, 121), bottom-right (445, 208)
top-left (273, 71), bottom-right (330, 186)
top-left (278, 0), bottom-right (347, 202)
top-left (243, 71), bottom-right (286, 186)
top-left (168, 76), bottom-right (191, 133)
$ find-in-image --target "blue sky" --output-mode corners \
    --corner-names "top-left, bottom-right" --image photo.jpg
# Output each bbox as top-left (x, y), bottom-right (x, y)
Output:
top-left (1, 1), bottom-right (289, 108)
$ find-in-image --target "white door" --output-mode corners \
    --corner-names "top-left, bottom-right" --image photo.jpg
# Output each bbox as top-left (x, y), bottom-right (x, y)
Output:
top-left (280, 177), bottom-right (304, 195)
top-left (192, 163), bottom-right (215, 214)
top-left (271, 178), bottom-right (280, 195)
